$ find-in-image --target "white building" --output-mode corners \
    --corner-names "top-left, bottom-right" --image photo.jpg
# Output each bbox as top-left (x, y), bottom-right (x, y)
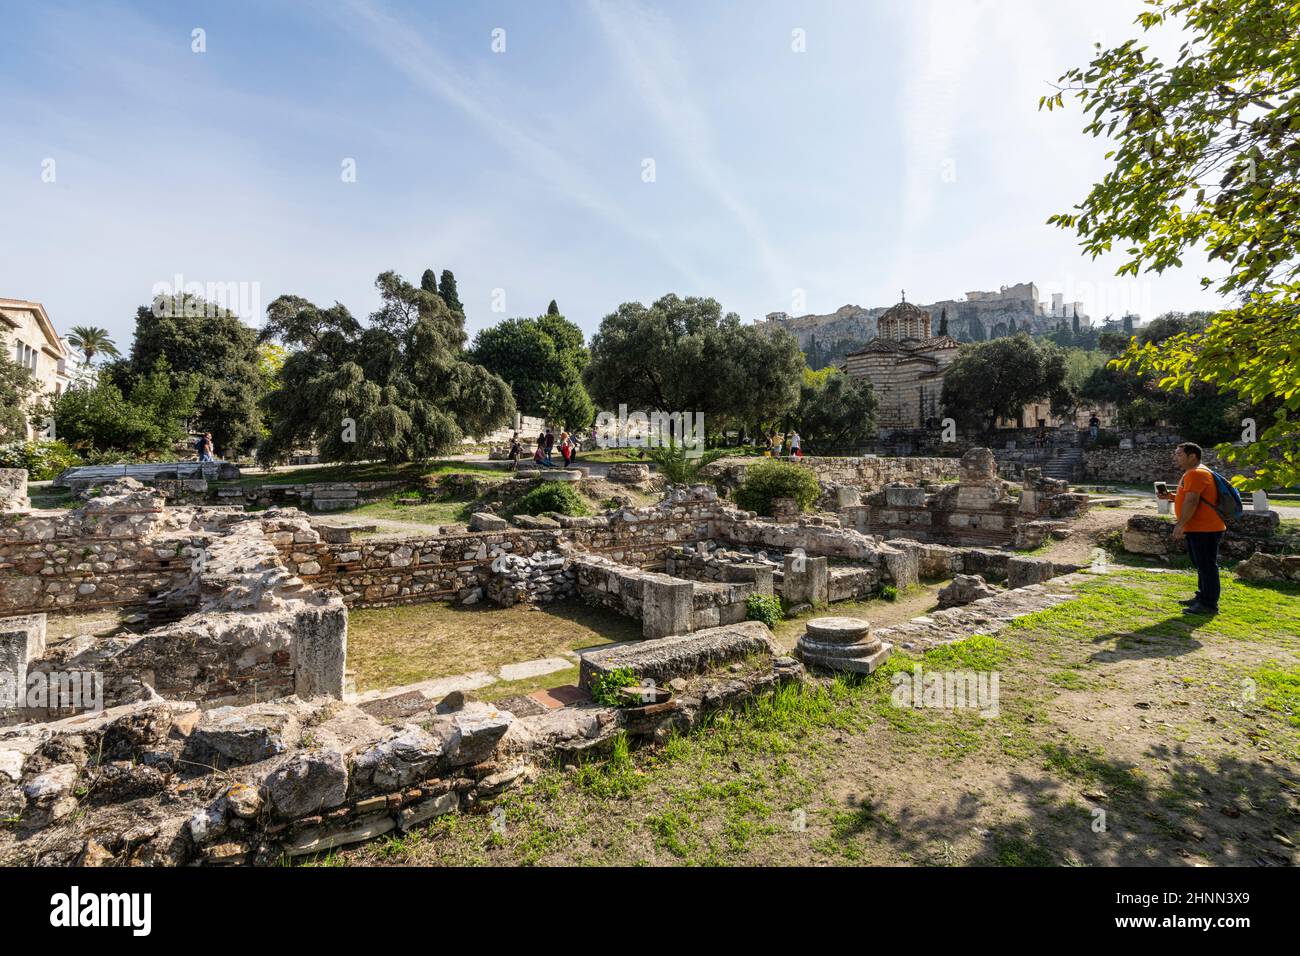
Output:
top-left (0, 298), bottom-right (73, 439)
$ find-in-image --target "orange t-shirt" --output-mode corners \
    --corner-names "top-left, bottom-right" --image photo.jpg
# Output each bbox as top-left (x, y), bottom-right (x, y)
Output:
top-left (1174, 465), bottom-right (1226, 533)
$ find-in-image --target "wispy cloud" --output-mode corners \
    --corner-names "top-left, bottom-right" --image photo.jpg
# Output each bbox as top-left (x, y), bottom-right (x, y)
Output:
top-left (586, 0), bottom-right (793, 298)
top-left (331, 0), bottom-right (712, 290)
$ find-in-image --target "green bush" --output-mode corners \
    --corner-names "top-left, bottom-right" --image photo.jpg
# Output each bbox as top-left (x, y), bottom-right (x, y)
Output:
top-left (0, 440), bottom-right (82, 480)
top-left (589, 667), bottom-right (642, 707)
top-left (733, 459), bottom-right (820, 516)
top-left (745, 592), bottom-right (783, 629)
top-left (879, 584), bottom-right (898, 602)
top-left (511, 480), bottom-right (590, 517)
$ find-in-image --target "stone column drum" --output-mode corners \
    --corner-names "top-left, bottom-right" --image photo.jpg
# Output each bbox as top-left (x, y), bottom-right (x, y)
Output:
top-left (794, 616), bottom-right (892, 674)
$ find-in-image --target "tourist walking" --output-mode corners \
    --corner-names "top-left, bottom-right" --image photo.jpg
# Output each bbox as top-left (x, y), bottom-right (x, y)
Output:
top-left (1156, 442), bottom-right (1227, 616)
top-left (1088, 414), bottom-right (1100, 442)
top-left (790, 430), bottom-right (802, 459)
top-left (195, 432), bottom-right (215, 462)
top-left (509, 431), bottom-right (522, 472)
top-left (558, 429), bottom-right (572, 467)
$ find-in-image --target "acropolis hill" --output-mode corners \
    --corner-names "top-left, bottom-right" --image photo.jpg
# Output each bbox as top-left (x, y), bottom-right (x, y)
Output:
top-left (765, 282), bottom-right (1091, 369)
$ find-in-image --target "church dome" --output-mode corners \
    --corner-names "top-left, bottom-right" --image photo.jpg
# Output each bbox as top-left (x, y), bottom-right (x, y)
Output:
top-left (877, 298), bottom-right (932, 341)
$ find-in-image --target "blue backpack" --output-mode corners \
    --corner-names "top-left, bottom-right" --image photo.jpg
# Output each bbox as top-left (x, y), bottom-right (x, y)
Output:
top-left (1208, 470), bottom-right (1244, 523)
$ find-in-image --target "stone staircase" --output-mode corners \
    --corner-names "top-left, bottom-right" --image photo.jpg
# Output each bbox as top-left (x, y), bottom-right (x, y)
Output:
top-left (1041, 447), bottom-right (1083, 482)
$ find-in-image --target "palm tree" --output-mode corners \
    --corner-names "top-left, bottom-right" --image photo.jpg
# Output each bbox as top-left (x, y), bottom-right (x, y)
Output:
top-left (66, 326), bottom-right (119, 366)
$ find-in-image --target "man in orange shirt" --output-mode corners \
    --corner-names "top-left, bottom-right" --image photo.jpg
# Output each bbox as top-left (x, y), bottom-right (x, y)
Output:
top-left (1156, 442), bottom-right (1226, 615)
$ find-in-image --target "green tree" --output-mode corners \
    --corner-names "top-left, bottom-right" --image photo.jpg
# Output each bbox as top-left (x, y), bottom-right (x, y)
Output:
top-left (123, 296), bottom-right (263, 455)
top-left (439, 270), bottom-right (464, 318)
top-left (66, 326), bottom-right (119, 367)
top-left (942, 334), bottom-right (1071, 435)
top-left (0, 353), bottom-right (43, 441)
top-left (259, 270), bottom-right (514, 465)
top-left (421, 268), bottom-right (441, 299)
top-left (583, 294), bottom-right (803, 441)
top-left (547, 299), bottom-right (560, 316)
top-left (54, 360), bottom-right (198, 456)
top-left (470, 312), bottom-right (595, 428)
top-left (790, 367), bottom-right (877, 451)
top-left (1043, 0), bottom-right (1300, 488)
top-left (937, 308), bottom-right (949, 337)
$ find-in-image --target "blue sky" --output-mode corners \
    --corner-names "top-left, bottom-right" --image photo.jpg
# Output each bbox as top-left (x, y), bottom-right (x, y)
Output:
top-left (0, 0), bottom-right (1228, 349)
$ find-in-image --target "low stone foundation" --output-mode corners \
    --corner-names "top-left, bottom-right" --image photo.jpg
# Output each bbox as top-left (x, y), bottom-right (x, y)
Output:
top-left (1122, 511), bottom-right (1296, 560)
top-left (573, 554), bottom-right (754, 638)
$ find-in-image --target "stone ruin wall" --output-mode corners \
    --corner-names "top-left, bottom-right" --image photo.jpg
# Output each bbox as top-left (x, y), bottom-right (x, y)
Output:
top-left (0, 489), bottom-right (233, 617)
top-left (0, 483), bottom-right (346, 722)
top-left (274, 491), bottom-right (729, 608)
top-left (702, 455), bottom-right (960, 500)
top-left (1083, 445), bottom-right (1254, 484)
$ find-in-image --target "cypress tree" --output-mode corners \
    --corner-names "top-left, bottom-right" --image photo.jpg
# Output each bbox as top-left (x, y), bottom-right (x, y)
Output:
top-left (937, 307), bottom-right (949, 337)
top-left (439, 270), bottom-right (464, 317)
top-left (421, 268), bottom-right (440, 295)
top-left (547, 300), bottom-right (560, 316)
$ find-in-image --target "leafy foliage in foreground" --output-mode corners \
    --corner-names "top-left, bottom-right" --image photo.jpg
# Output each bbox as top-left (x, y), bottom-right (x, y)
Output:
top-left (1043, 0), bottom-right (1300, 488)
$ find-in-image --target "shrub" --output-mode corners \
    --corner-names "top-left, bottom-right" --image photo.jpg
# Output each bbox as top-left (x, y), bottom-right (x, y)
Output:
top-left (879, 584), bottom-right (898, 602)
top-left (0, 440), bottom-right (82, 481)
top-left (511, 480), bottom-right (590, 517)
top-left (745, 592), bottom-right (783, 629)
top-left (589, 668), bottom-right (641, 707)
top-left (733, 459), bottom-right (820, 516)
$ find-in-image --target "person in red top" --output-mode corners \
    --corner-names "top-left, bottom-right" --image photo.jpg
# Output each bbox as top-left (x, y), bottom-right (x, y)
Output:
top-left (1156, 442), bottom-right (1226, 615)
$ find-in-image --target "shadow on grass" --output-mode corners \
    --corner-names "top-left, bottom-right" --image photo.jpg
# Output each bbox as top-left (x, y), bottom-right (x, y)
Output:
top-left (1086, 615), bottom-right (1205, 664)
top-left (858, 744), bottom-right (1299, 866)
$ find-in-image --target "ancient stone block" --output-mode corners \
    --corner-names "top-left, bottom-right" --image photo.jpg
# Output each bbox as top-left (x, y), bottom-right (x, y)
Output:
top-left (397, 791), bottom-right (459, 831)
top-left (1235, 552), bottom-right (1300, 583)
top-left (187, 701), bottom-right (306, 766)
top-left (606, 463), bottom-right (650, 483)
top-left (292, 602), bottom-right (348, 700)
top-left (937, 574), bottom-right (1000, 609)
top-left (579, 621), bottom-right (780, 690)
top-left (643, 576), bottom-right (694, 639)
top-left (1006, 557), bottom-right (1055, 589)
top-left (469, 512), bottom-right (509, 531)
top-left (0, 614), bottom-right (46, 716)
top-left (783, 554), bottom-right (829, 605)
top-left (884, 486), bottom-right (927, 508)
top-left (265, 749), bottom-right (349, 819)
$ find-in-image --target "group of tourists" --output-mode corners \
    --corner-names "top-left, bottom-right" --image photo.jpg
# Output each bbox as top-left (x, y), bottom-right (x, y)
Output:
top-left (508, 426), bottom-right (579, 471)
top-left (764, 430), bottom-right (802, 458)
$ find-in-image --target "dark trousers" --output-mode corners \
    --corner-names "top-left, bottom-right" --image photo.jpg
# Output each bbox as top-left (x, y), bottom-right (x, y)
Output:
top-left (1184, 531), bottom-right (1224, 609)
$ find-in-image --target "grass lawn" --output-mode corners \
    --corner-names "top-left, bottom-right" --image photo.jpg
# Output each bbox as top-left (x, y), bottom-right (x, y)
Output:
top-left (220, 459), bottom-right (507, 488)
top-left (346, 600), bottom-right (641, 694)
top-left (332, 568), bottom-right (1300, 867)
